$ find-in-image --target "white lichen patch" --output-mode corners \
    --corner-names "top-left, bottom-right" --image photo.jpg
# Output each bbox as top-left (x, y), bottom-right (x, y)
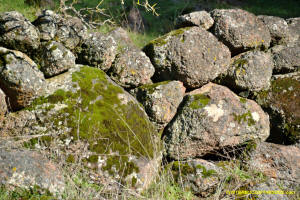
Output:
top-left (204, 104), bottom-right (224, 122)
top-left (251, 112), bottom-right (260, 122)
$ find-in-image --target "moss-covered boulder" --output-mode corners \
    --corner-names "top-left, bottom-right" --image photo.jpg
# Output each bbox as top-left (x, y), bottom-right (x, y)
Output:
top-left (254, 72), bottom-right (300, 144)
top-left (3, 65), bottom-right (161, 192)
top-left (143, 27), bottom-right (231, 89)
top-left (164, 83), bottom-right (270, 160)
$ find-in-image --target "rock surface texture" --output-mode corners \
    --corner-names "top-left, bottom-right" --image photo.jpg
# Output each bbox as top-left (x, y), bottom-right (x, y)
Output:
top-left (0, 88), bottom-right (7, 121)
top-left (211, 9), bottom-right (271, 55)
top-left (0, 47), bottom-right (45, 110)
top-left (0, 149), bottom-right (65, 194)
top-left (175, 11), bottom-right (214, 30)
top-left (144, 27), bottom-right (231, 89)
top-left (0, 11), bottom-right (40, 54)
top-left (164, 83), bottom-right (270, 160)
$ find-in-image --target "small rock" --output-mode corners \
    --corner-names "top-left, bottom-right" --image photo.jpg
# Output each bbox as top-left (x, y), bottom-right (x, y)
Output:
top-left (258, 15), bottom-right (290, 46)
top-left (175, 11), bottom-right (214, 30)
top-left (0, 11), bottom-right (40, 54)
top-left (211, 9), bottom-right (271, 55)
top-left (77, 32), bottom-right (118, 71)
top-left (0, 88), bottom-right (7, 121)
top-left (222, 51), bottom-right (274, 92)
top-left (109, 46), bottom-right (155, 88)
top-left (247, 142), bottom-right (300, 191)
top-left (0, 47), bottom-right (45, 110)
top-left (132, 81), bottom-right (186, 129)
top-left (144, 27), bottom-right (231, 89)
top-left (164, 83), bottom-right (270, 160)
top-left (0, 149), bottom-right (65, 195)
top-left (272, 46), bottom-right (300, 74)
top-left (37, 41), bottom-right (76, 77)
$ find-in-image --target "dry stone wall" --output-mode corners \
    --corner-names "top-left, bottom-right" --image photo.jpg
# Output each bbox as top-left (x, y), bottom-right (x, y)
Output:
top-left (0, 8), bottom-right (299, 198)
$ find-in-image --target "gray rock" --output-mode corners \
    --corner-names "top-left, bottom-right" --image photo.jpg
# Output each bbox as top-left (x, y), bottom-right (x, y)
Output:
top-left (169, 159), bottom-right (221, 197)
top-left (37, 41), bottom-right (76, 77)
top-left (33, 10), bottom-right (88, 50)
top-left (0, 149), bottom-right (65, 194)
top-left (0, 11), bottom-right (40, 54)
top-left (272, 46), bottom-right (300, 74)
top-left (164, 83), bottom-right (270, 160)
top-left (0, 47), bottom-right (45, 110)
top-left (78, 32), bottom-right (118, 71)
top-left (247, 142), bottom-right (300, 192)
top-left (109, 46), bottom-right (155, 88)
top-left (175, 11), bottom-right (214, 30)
top-left (109, 27), bottom-right (134, 47)
top-left (223, 51), bottom-right (274, 92)
top-left (132, 81), bottom-right (186, 129)
top-left (254, 72), bottom-right (300, 144)
top-left (144, 27), bottom-right (231, 89)
top-left (287, 17), bottom-right (300, 44)
top-left (258, 15), bottom-right (290, 46)
top-left (1, 65), bottom-right (161, 193)
top-left (211, 9), bottom-right (271, 55)
top-left (249, 181), bottom-right (290, 200)
top-left (0, 88), bottom-right (7, 121)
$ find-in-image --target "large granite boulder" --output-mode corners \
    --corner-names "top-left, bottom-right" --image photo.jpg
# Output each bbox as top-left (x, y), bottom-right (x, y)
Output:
top-left (33, 10), bottom-right (87, 50)
top-left (287, 17), bottom-right (300, 44)
top-left (132, 81), bottom-right (186, 129)
top-left (0, 149), bottom-right (65, 195)
top-left (271, 45), bottom-right (300, 74)
top-left (0, 47), bottom-right (45, 110)
top-left (0, 88), bottom-right (7, 122)
top-left (77, 32), bottom-right (118, 71)
top-left (0, 11), bottom-right (40, 54)
top-left (109, 46), bottom-right (155, 88)
top-left (246, 142), bottom-right (300, 192)
top-left (175, 11), bottom-right (214, 30)
top-left (258, 15), bottom-right (290, 46)
top-left (1, 65), bottom-right (161, 192)
top-left (211, 9), bottom-right (271, 55)
top-left (36, 41), bottom-right (76, 77)
top-left (144, 27), bottom-right (231, 89)
top-left (164, 83), bottom-right (270, 160)
top-left (254, 72), bottom-right (300, 144)
top-left (221, 51), bottom-right (274, 92)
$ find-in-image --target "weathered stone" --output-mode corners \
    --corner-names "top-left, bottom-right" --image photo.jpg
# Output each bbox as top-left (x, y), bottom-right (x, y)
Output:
top-left (254, 72), bottom-right (300, 144)
top-left (109, 27), bottom-right (134, 47)
top-left (0, 149), bottom-right (65, 194)
top-left (0, 47), bottom-right (45, 110)
top-left (169, 159), bottom-right (221, 197)
top-left (164, 83), bottom-right (270, 160)
top-left (33, 10), bottom-right (88, 49)
top-left (258, 15), bottom-right (290, 46)
top-left (78, 32), bottom-right (118, 71)
top-left (2, 65), bottom-right (161, 192)
top-left (287, 17), bottom-right (300, 44)
top-left (132, 81), bottom-right (186, 129)
top-left (36, 41), bottom-right (76, 77)
top-left (247, 142), bottom-right (300, 191)
top-left (0, 88), bottom-right (7, 121)
top-left (175, 11), bottom-right (214, 30)
top-left (0, 11), bottom-right (40, 54)
top-left (109, 46), bottom-right (155, 88)
top-left (144, 27), bottom-right (231, 89)
top-left (271, 46), bottom-right (300, 74)
top-left (222, 51), bottom-right (274, 92)
top-left (211, 9), bottom-right (271, 55)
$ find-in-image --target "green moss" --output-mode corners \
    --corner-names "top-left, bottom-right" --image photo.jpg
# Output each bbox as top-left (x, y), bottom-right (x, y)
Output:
top-left (233, 111), bottom-right (256, 126)
top-left (239, 97), bottom-right (247, 104)
top-left (188, 94), bottom-right (210, 109)
top-left (49, 44), bottom-right (58, 51)
top-left (66, 154), bottom-right (75, 163)
top-left (195, 165), bottom-right (217, 178)
top-left (28, 66), bottom-right (157, 179)
top-left (138, 81), bottom-right (171, 94)
top-left (171, 161), bottom-right (195, 175)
